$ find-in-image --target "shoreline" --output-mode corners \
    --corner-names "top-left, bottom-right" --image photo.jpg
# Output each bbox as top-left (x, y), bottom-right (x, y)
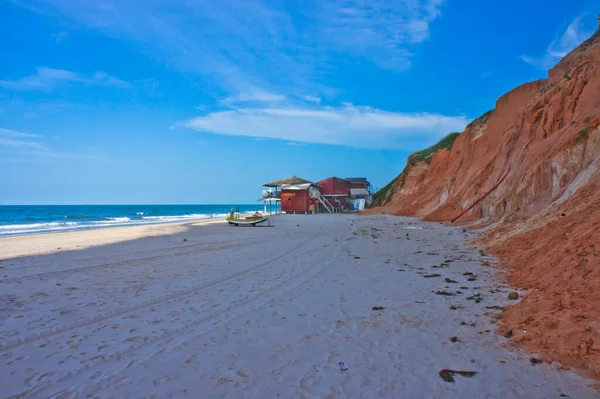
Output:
top-left (0, 216), bottom-right (229, 238)
top-left (0, 216), bottom-right (227, 239)
top-left (0, 204), bottom-right (264, 238)
top-left (0, 217), bottom-right (229, 260)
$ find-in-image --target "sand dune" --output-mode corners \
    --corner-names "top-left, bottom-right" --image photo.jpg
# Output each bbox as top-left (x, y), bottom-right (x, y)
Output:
top-left (0, 215), bottom-right (596, 398)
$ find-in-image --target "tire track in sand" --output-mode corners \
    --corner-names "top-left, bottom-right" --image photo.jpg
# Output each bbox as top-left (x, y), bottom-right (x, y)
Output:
top-left (22, 227), bottom-right (356, 399)
top-left (0, 236), bottom-right (317, 352)
top-left (1, 238), bottom-right (265, 282)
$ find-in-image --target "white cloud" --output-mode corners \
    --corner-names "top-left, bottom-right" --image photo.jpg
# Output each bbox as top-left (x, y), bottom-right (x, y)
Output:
top-left (51, 30), bottom-right (68, 42)
top-left (90, 71), bottom-right (131, 88)
top-left (0, 127), bottom-right (43, 138)
top-left (548, 17), bottom-right (592, 58)
top-left (0, 127), bottom-right (50, 152)
top-left (0, 127), bottom-right (103, 159)
top-left (12, 0), bottom-right (446, 96)
top-left (285, 142), bottom-right (306, 146)
top-left (11, 0), bottom-right (455, 152)
top-left (181, 103), bottom-right (468, 150)
top-left (303, 96), bottom-right (322, 103)
top-left (222, 91), bottom-right (286, 105)
top-left (0, 67), bottom-right (132, 91)
top-left (521, 17), bottom-right (593, 70)
top-left (318, 0), bottom-right (445, 69)
top-left (0, 137), bottom-right (49, 152)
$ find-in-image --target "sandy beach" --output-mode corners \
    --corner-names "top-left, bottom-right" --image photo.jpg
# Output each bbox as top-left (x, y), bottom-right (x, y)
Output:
top-left (0, 214), bottom-right (597, 398)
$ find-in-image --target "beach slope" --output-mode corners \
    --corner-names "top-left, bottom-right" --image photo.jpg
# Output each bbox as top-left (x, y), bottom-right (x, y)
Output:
top-left (0, 215), bottom-right (596, 398)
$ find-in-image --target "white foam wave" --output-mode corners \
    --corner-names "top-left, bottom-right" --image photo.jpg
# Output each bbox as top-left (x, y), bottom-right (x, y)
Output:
top-left (0, 222), bottom-right (62, 230)
top-left (105, 217), bottom-right (131, 223)
top-left (0, 210), bottom-right (260, 236)
top-left (140, 212), bottom-right (255, 223)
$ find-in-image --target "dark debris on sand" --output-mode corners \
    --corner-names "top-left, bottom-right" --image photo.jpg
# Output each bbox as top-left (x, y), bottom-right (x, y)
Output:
top-left (439, 369), bottom-right (478, 383)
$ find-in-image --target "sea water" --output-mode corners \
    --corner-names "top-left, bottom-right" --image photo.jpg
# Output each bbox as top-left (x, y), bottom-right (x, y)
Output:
top-left (0, 204), bottom-right (263, 236)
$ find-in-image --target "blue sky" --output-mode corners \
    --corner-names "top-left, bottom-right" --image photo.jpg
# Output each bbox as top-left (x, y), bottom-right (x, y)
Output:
top-left (1, 0), bottom-right (598, 204)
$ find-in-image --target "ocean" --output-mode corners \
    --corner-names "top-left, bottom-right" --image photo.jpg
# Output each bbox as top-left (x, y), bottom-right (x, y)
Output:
top-left (0, 204), bottom-right (264, 236)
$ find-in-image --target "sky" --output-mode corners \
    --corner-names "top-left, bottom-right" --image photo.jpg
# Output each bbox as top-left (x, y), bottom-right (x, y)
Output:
top-left (0, 0), bottom-right (599, 204)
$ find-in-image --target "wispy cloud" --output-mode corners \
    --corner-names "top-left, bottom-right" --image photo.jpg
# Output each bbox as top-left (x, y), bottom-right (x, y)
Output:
top-left (11, 0), bottom-right (455, 152)
top-left (0, 127), bottom-right (43, 138)
top-left (284, 142), bottom-right (307, 146)
top-left (318, 0), bottom-right (445, 70)
top-left (521, 16), bottom-right (593, 70)
top-left (0, 67), bottom-right (132, 91)
top-left (51, 30), bottom-right (68, 42)
top-left (0, 127), bottom-right (103, 159)
top-left (303, 96), bottom-right (322, 103)
top-left (0, 128), bottom-right (49, 152)
top-left (0, 137), bottom-right (49, 152)
top-left (222, 91), bottom-right (287, 105)
top-left (180, 103), bottom-right (468, 150)
top-left (12, 0), bottom-right (446, 97)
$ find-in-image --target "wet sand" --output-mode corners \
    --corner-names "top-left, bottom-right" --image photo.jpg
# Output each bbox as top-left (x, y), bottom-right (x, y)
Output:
top-left (0, 214), bottom-right (597, 398)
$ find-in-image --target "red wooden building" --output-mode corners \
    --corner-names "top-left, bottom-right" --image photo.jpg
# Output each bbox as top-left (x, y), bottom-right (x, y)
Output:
top-left (263, 176), bottom-right (320, 214)
top-left (317, 177), bottom-right (353, 211)
top-left (345, 177), bottom-right (371, 190)
top-left (262, 175), bottom-right (372, 214)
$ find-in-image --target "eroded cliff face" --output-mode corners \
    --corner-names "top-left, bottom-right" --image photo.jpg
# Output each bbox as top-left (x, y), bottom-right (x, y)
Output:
top-left (373, 30), bottom-right (600, 378)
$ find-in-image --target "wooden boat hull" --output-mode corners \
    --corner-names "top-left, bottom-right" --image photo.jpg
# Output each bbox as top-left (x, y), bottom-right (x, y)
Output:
top-left (227, 217), bottom-right (269, 226)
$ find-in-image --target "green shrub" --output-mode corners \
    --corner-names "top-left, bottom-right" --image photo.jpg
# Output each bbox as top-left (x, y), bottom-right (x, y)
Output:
top-left (410, 132), bottom-right (461, 165)
top-left (370, 132), bottom-right (462, 208)
top-left (576, 128), bottom-right (589, 143)
top-left (372, 179), bottom-right (396, 206)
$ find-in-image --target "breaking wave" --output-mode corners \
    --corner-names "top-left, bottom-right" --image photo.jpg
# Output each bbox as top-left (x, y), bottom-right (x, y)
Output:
top-left (0, 212), bottom-right (256, 236)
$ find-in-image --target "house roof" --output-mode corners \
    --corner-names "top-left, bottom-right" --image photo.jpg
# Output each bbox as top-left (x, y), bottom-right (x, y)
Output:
top-left (345, 177), bottom-right (368, 184)
top-left (281, 183), bottom-right (313, 190)
top-left (318, 176), bottom-right (352, 185)
top-left (263, 176), bottom-right (313, 187)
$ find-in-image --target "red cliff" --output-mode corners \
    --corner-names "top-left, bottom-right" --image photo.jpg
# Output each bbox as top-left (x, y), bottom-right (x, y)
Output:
top-left (372, 30), bottom-right (600, 378)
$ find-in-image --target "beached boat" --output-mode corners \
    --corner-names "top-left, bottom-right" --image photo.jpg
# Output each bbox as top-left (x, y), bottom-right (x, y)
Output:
top-left (227, 208), bottom-right (269, 226)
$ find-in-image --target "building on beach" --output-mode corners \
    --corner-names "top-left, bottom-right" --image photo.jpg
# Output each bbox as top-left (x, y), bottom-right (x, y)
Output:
top-left (317, 177), bottom-right (353, 212)
top-left (345, 177), bottom-right (372, 191)
top-left (345, 177), bottom-right (373, 211)
top-left (261, 176), bottom-right (319, 214)
top-left (261, 175), bottom-right (372, 214)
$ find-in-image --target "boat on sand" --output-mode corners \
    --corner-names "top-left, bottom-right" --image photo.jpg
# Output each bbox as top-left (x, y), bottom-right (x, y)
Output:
top-left (227, 208), bottom-right (269, 226)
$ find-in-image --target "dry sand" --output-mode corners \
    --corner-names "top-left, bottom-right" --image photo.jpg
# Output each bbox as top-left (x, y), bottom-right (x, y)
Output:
top-left (0, 218), bottom-right (224, 260)
top-left (0, 214), bottom-right (597, 398)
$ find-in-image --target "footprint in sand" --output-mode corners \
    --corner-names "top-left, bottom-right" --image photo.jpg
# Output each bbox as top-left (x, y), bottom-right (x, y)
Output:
top-left (214, 377), bottom-right (234, 387)
top-left (122, 336), bottom-right (146, 343)
top-left (89, 370), bottom-right (103, 380)
top-left (153, 374), bottom-right (178, 385)
top-left (7, 356), bottom-right (23, 366)
top-left (236, 368), bottom-right (251, 377)
top-left (184, 354), bottom-right (199, 364)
